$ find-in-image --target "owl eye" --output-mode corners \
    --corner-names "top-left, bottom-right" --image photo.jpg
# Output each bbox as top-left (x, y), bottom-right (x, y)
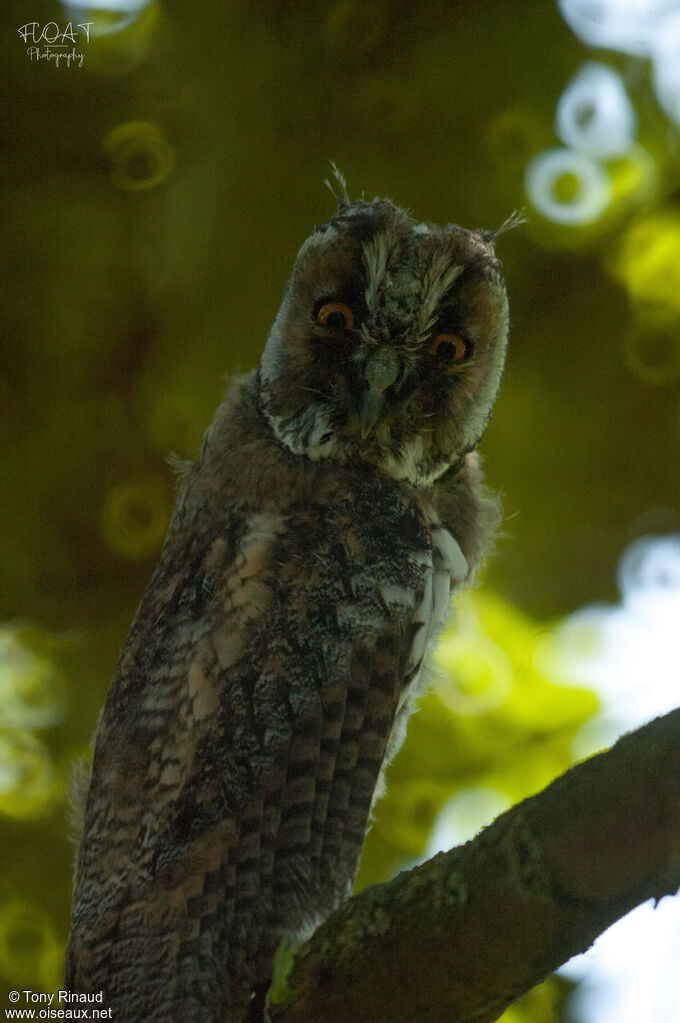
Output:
top-left (315, 300), bottom-right (355, 332)
top-left (429, 333), bottom-right (472, 369)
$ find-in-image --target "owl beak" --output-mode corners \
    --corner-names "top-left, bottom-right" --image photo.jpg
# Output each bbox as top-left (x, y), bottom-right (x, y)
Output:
top-left (360, 349), bottom-right (399, 439)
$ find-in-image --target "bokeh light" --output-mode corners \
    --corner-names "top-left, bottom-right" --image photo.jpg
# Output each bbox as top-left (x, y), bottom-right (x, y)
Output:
top-left (0, 628), bottom-right (64, 731)
top-left (559, 0), bottom-right (680, 133)
top-left (435, 617), bottom-right (514, 716)
top-left (609, 210), bottom-right (680, 318)
top-left (0, 900), bottom-right (61, 991)
top-left (557, 0), bottom-right (679, 57)
top-left (100, 477), bottom-right (171, 559)
top-left (0, 730), bottom-right (58, 820)
top-left (533, 4), bottom-right (680, 235)
top-left (61, 1), bottom-right (161, 75)
top-left (524, 148), bottom-right (612, 225)
top-left (485, 108), bottom-right (548, 171)
top-left (651, 13), bottom-right (680, 125)
top-left (606, 145), bottom-right (658, 209)
top-left (556, 63), bottom-right (636, 160)
top-left (538, 534), bottom-right (680, 753)
top-left (61, 0), bottom-right (155, 36)
top-left (103, 121), bottom-right (175, 192)
top-left (622, 322), bottom-right (680, 386)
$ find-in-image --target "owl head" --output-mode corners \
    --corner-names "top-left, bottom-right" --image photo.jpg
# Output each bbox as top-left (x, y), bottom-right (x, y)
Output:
top-left (257, 181), bottom-right (513, 488)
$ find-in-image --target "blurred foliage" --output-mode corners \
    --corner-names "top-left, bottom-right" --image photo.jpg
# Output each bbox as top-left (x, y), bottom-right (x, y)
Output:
top-left (359, 590), bottom-right (598, 890)
top-left (2, 0), bottom-right (679, 1019)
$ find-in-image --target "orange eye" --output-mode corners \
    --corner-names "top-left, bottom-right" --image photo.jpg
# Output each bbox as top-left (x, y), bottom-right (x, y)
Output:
top-left (429, 333), bottom-right (471, 369)
top-left (315, 300), bottom-right (355, 331)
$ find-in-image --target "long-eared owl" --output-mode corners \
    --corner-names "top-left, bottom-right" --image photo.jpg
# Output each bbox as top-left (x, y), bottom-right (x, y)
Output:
top-left (66, 173), bottom-right (512, 1022)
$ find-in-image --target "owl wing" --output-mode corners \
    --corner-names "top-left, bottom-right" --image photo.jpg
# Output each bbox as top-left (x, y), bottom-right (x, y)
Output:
top-left (66, 491), bottom-right (466, 1021)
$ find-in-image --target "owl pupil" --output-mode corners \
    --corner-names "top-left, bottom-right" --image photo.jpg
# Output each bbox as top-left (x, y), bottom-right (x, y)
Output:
top-left (436, 340), bottom-right (457, 363)
top-left (325, 310), bottom-right (347, 330)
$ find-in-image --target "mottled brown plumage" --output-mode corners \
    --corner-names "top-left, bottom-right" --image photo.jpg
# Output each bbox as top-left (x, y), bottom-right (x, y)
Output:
top-left (66, 179), bottom-right (511, 1021)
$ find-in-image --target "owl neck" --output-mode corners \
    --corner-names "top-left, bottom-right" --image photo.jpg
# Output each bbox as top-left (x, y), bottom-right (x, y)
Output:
top-left (255, 369), bottom-right (458, 489)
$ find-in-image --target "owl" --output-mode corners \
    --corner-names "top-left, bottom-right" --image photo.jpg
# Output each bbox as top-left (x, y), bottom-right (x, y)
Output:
top-left (65, 173), bottom-right (512, 1023)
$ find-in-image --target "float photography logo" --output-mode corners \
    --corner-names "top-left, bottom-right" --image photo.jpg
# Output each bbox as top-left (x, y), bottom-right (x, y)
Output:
top-left (17, 20), bottom-right (92, 68)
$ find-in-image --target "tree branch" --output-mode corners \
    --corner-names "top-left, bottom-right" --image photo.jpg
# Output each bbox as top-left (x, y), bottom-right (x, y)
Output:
top-left (270, 708), bottom-right (680, 1023)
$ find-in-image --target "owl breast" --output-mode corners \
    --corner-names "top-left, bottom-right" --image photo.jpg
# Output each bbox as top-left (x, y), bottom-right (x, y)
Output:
top-left (182, 466), bottom-right (468, 959)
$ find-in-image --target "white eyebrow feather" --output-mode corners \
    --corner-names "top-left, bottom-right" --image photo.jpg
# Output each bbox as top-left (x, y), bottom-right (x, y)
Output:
top-left (418, 257), bottom-right (465, 334)
top-left (362, 231), bottom-right (391, 309)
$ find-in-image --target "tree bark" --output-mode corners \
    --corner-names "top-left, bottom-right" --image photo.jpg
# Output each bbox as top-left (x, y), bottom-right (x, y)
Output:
top-left (269, 708), bottom-right (680, 1023)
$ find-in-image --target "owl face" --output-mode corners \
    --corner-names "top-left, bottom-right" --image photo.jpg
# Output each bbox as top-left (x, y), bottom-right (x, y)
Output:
top-left (257, 198), bottom-right (509, 487)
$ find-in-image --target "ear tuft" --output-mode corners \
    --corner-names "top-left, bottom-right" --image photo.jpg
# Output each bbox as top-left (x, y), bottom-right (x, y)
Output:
top-left (324, 161), bottom-right (351, 212)
top-left (482, 208), bottom-right (527, 246)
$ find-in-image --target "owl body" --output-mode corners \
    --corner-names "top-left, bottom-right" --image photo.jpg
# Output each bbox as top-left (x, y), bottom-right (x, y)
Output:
top-left (66, 190), bottom-right (510, 1022)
